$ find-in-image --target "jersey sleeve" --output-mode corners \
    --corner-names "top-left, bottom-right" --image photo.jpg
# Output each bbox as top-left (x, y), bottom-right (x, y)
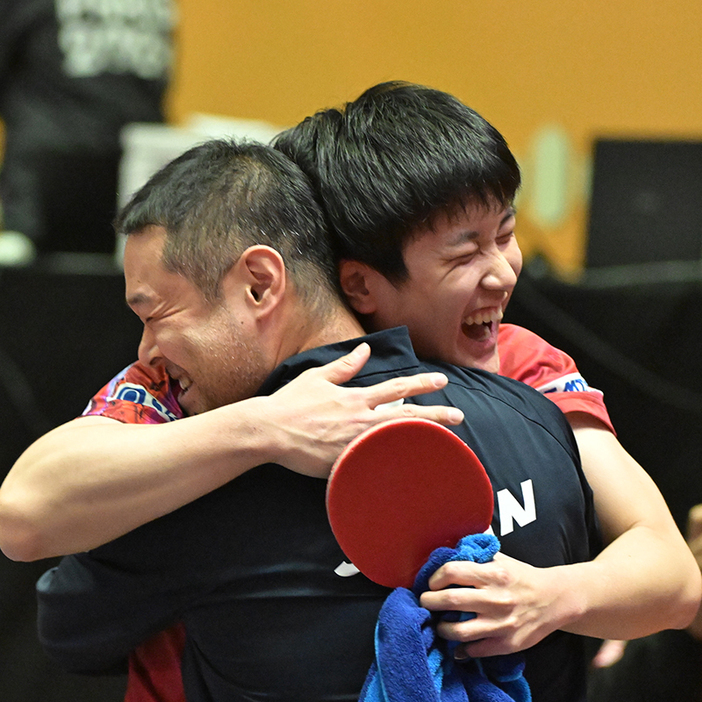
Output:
top-left (82, 362), bottom-right (183, 425)
top-left (67, 362), bottom-right (186, 698)
top-left (498, 323), bottom-right (615, 434)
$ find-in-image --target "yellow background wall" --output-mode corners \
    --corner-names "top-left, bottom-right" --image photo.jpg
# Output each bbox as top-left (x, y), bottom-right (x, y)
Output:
top-left (3, 3), bottom-right (696, 272)
top-left (166, 1), bottom-right (702, 276)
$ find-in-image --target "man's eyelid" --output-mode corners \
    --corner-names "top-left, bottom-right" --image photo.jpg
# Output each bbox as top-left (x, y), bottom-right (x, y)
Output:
top-left (497, 219), bottom-right (516, 240)
top-left (127, 293), bottom-right (153, 317)
top-left (131, 304), bottom-right (158, 326)
top-left (145, 309), bottom-right (168, 326)
top-left (448, 246), bottom-right (478, 266)
top-left (127, 303), bottom-right (146, 324)
top-left (500, 211), bottom-right (517, 231)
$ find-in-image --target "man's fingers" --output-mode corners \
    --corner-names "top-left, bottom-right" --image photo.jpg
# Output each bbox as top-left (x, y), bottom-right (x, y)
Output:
top-left (425, 560), bottom-right (485, 593)
top-left (455, 638), bottom-right (513, 659)
top-left (316, 343), bottom-right (371, 384)
top-left (299, 347), bottom-right (464, 427)
top-left (397, 403), bottom-right (464, 426)
top-left (368, 373), bottom-right (449, 407)
top-left (316, 346), bottom-right (451, 403)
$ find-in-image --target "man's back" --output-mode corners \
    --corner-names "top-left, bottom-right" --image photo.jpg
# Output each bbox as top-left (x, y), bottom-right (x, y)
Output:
top-left (37, 327), bottom-right (599, 702)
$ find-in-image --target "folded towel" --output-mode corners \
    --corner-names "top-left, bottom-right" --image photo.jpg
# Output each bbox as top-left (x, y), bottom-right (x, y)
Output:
top-left (359, 533), bottom-right (531, 702)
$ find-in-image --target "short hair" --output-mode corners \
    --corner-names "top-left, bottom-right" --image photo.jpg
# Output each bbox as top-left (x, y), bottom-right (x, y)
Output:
top-left (115, 138), bottom-right (338, 306)
top-left (274, 81), bottom-right (521, 283)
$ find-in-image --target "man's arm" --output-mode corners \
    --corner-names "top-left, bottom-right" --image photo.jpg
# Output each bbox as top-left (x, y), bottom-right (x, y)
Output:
top-left (421, 413), bottom-right (701, 657)
top-left (0, 343), bottom-right (463, 561)
top-left (591, 502), bottom-right (702, 675)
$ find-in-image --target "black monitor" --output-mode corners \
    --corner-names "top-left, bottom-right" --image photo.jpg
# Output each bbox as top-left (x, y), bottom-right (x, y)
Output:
top-left (586, 139), bottom-right (702, 269)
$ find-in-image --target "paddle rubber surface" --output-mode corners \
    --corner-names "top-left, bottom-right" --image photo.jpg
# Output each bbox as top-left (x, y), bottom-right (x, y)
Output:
top-left (326, 417), bottom-right (493, 588)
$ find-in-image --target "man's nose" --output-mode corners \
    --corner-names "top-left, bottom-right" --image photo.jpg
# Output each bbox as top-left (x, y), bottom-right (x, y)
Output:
top-left (481, 251), bottom-right (519, 291)
top-left (138, 328), bottom-right (162, 367)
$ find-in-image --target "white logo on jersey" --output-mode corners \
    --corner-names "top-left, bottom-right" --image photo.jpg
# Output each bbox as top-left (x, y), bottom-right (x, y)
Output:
top-left (374, 398), bottom-right (405, 412)
top-left (497, 480), bottom-right (536, 536)
top-left (334, 561), bottom-right (361, 577)
top-left (536, 373), bottom-right (603, 396)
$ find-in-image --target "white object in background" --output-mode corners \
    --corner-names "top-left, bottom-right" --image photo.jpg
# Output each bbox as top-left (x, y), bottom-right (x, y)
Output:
top-left (115, 114), bottom-right (285, 265)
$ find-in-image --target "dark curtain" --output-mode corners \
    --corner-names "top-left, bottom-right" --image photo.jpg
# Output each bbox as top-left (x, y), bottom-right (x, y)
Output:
top-left (0, 263), bottom-right (142, 702)
top-left (505, 264), bottom-right (702, 532)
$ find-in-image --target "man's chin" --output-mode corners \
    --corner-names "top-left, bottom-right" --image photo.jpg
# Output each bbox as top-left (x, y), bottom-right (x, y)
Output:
top-left (180, 392), bottom-right (228, 416)
top-left (178, 393), bottom-right (201, 416)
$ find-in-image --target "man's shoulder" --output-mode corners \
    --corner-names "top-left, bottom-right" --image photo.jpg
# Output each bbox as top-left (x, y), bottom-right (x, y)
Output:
top-left (416, 359), bottom-right (575, 442)
top-left (420, 358), bottom-right (547, 401)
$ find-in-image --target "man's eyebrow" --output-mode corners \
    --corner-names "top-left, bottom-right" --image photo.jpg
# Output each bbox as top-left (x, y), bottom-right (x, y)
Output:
top-left (448, 229), bottom-right (480, 247)
top-left (502, 206), bottom-right (517, 223)
top-left (447, 207), bottom-right (517, 247)
top-left (126, 292), bottom-right (150, 309)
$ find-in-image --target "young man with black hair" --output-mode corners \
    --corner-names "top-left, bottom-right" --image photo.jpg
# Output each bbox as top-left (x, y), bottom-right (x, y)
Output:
top-left (272, 80), bottom-right (699, 696)
top-left (23, 138), bottom-right (601, 702)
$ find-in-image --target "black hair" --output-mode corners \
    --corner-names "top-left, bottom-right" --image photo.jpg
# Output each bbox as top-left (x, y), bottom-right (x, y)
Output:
top-left (115, 138), bottom-right (338, 305)
top-left (274, 81), bottom-right (521, 282)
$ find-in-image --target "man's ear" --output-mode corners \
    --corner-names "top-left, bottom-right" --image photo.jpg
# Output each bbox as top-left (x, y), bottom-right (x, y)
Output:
top-left (338, 259), bottom-right (380, 315)
top-left (224, 246), bottom-right (286, 317)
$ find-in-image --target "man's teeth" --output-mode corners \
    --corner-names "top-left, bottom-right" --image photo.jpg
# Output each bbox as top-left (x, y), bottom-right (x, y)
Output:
top-left (179, 377), bottom-right (192, 391)
top-left (464, 310), bottom-right (503, 326)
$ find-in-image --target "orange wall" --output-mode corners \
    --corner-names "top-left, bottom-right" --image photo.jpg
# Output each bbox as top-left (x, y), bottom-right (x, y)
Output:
top-left (167, 1), bottom-right (702, 274)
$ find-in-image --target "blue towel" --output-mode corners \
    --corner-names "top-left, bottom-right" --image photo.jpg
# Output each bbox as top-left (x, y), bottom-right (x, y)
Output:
top-left (359, 533), bottom-right (531, 702)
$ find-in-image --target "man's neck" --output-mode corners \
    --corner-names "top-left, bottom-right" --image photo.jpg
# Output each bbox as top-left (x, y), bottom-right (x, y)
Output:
top-left (304, 310), bottom-right (367, 350)
top-left (278, 305), bottom-right (367, 363)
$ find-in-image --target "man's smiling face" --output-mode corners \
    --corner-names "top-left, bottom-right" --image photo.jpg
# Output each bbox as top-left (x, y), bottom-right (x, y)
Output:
top-left (124, 225), bottom-right (269, 415)
top-left (362, 203), bottom-right (522, 372)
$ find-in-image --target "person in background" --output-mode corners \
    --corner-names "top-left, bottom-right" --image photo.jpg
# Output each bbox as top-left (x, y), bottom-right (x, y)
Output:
top-left (0, 0), bottom-right (175, 264)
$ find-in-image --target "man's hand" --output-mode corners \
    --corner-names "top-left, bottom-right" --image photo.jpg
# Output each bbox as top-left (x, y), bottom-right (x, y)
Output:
top-left (419, 552), bottom-right (573, 659)
top-left (266, 342), bottom-right (464, 478)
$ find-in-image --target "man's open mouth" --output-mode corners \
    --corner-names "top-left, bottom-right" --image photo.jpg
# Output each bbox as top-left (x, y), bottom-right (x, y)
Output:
top-left (461, 309), bottom-right (503, 341)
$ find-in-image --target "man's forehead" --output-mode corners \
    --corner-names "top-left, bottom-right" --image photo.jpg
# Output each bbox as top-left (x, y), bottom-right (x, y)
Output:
top-left (123, 229), bottom-right (169, 309)
top-left (123, 226), bottom-right (165, 267)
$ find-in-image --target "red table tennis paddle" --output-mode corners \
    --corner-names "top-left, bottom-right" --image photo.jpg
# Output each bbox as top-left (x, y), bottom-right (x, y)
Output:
top-left (326, 417), bottom-right (494, 589)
